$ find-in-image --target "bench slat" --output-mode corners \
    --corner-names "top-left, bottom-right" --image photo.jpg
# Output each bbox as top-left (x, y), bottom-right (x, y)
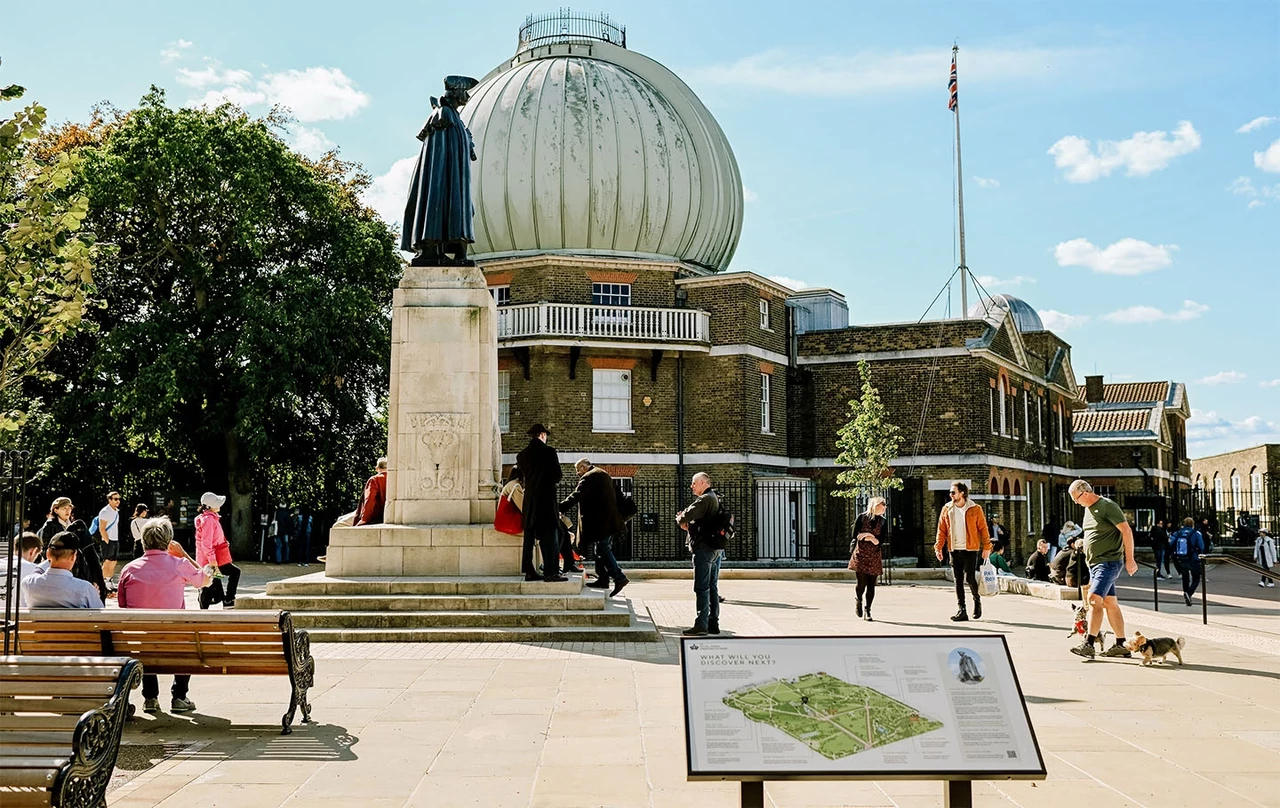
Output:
top-left (0, 697), bottom-right (125, 714)
top-left (21, 623), bottom-right (283, 634)
top-left (0, 739), bottom-right (73, 753)
top-left (0, 788), bottom-right (57, 808)
top-left (0, 681), bottom-right (119, 697)
top-left (0, 665), bottom-right (124, 680)
top-left (0, 759), bottom-right (69, 771)
top-left (0, 716), bottom-right (82, 731)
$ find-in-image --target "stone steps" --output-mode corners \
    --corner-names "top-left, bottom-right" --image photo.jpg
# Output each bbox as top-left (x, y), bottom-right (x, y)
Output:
top-left (245, 594), bottom-right (607, 612)
top-left (277, 608), bottom-right (634, 629)
top-left (243, 572), bottom-right (660, 642)
top-left (300, 625), bottom-right (663, 643)
top-left (264, 574), bottom-right (584, 597)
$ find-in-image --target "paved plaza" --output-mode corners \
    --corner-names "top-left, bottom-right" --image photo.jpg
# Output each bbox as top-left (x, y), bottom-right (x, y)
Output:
top-left (99, 563), bottom-right (1280, 808)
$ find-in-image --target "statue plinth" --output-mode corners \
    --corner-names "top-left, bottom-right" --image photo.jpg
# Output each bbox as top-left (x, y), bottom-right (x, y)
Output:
top-left (326, 264), bottom-right (511, 577)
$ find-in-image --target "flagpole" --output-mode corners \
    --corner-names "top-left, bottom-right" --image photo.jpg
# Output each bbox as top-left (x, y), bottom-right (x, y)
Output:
top-left (952, 44), bottom-right (969, 319)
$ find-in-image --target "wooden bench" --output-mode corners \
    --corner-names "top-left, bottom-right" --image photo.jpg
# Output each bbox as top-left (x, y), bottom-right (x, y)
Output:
top-left (0, 655), bottom-right (141, 808)
top-left (17, 610), bottom-right (315, 735)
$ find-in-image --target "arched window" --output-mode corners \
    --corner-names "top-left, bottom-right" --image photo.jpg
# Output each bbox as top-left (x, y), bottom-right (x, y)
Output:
top-left (998, 381), bottom-right (1008, 436)
top-left (989, 477), bottom-right (999, 495)
top-left (1231, 471), bottom-right (1242, 510)
top-left (1002, 479), bottom-right (1012, 497)
top-left (1251, 468), bottom-right (1263, 511)
top-left (1214, 474), bottom-right (1224, 510)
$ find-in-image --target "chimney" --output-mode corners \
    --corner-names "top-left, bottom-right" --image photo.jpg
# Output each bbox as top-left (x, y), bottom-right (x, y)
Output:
top-left (1085, 375), bottom-right (1105, 404)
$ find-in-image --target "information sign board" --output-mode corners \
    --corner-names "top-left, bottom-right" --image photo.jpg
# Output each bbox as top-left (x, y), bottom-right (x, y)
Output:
top-left (682, 635), bottom-right (1045, 781)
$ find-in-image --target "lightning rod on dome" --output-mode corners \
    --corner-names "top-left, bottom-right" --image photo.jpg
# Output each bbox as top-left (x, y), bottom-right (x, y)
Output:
top-left (949, 44), bottom-right (970, 320)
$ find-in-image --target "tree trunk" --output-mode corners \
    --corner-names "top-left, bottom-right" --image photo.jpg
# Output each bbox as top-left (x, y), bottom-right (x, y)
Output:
top-left (224, 431), bottom-right (256, 559)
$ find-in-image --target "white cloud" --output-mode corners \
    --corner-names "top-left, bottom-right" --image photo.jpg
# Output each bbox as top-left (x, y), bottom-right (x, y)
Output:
top-left (1226, 176), bottom-right (1280, 208)
top-left (1254, 139), bottom-right (1280, 173)
top-left (1236, 116), bottom-right (1277, 134)
top-left (973, 176), bottom-right (999, 188)
top-left (1039, 309), bottom-right (1088, 331)
top-left (974, 274), bottom-right (1035, 288)
top-left (688, 46), bottom-right (1088, 97)
top-left (1187, 409), bottom-right (1280, 449)
top-left (743, 187), bottom-right (759, 203)
top-left (1259, 379), bottom-right (1280, 388)
top-left (1053, 237), bottom-right (1176, 275)
top-left (289, 125), bottom-right (336, 159)
top-left (767, 275), bottom-right (811, 291)
top-left (1047, 121), bottom-right (1201, 182)
top-left (160, 39), bottom-right (193, 63)
top-left (178, 64), bottom-right (254, 89)
top-left (361, 156), bottom-right (417, 228)
top-left (1102, 300), bottom-right (1208, 324)
top-left (1199, 370), bottom-right (1247, 385)
top-left (184, 64), bottom-right (369, 123)
top-left (257, 67), bottom-right (369, 122)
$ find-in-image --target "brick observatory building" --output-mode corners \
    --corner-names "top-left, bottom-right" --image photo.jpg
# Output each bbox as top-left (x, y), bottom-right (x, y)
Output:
top-left (460, 13), bottom-right (1184, 564)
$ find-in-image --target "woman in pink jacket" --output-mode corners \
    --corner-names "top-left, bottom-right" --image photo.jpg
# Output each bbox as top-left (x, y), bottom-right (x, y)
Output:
top-left (195, 492), bottom-right (241, 609)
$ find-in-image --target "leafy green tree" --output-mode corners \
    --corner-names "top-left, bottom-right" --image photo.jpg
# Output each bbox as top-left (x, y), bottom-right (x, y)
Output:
top-left (0, 84), bottom-right (99, 441)
top-left (34, 89), bottom-right (402, 552)
top-left (833, 361), bottom-right (904, 498)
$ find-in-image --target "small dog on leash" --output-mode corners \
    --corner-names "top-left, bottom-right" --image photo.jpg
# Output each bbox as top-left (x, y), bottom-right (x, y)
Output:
top-left (1068, 604), bottom-right (1088, 638)
top-left (1125, 631), bottom-right (1186, 665)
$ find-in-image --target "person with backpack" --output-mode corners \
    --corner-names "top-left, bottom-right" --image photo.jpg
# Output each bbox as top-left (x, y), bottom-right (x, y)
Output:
top-left (1169, 517), bottom-right (1205, 607)
top-left (677, 472), bottom-right (727, 636)
top-left (559, 458), bottom-right (629, 596)
top-left (849, 497), bottom-right (887, 621)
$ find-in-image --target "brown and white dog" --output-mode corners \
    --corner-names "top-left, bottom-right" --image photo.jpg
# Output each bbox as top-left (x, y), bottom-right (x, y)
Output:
top-left (1125, 631), bottom-right (1186, 665)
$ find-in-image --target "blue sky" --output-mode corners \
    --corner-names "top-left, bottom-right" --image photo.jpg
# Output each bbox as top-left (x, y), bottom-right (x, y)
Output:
top-left (5, 0), bottom-right (1277, 457)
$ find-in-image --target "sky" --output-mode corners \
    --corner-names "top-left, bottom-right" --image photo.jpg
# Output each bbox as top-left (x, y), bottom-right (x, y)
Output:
top-left (5, 0), bottom-right (1277, 458)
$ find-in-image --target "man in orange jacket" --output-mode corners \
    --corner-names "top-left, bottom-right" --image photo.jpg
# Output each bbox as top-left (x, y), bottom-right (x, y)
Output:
top-left (934, 481), bottom-right (991, 622)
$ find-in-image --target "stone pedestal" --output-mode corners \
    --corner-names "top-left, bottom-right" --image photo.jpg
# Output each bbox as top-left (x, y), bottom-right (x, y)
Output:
top-left (325, 524), bottom-right (520, 576)
top-left (326, 264), bottom-right (505, 579)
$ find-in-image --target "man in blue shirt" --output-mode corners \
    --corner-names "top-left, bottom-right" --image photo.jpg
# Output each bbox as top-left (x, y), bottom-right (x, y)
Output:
top-left (23, 533), bottom-right (104, 609)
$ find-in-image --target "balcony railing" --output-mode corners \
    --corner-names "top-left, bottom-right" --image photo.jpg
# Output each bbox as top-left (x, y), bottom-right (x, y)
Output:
top-left (496, 303), bottom-right (710, 345)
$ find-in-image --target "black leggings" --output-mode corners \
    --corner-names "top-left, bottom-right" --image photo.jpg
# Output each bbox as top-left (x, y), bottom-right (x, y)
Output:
top-left (198, 563), bottom-right (241, 608)
top-left (856, 572), bottom-right (878, 609)
top-left (951, 550), bottom-right (981, 609)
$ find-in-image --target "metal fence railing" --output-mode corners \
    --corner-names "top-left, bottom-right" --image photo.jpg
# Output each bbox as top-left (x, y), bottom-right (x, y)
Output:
top-left (556, 477), bottom-right (912, 564)
top-left (1, 450), bottom-right (31, 655)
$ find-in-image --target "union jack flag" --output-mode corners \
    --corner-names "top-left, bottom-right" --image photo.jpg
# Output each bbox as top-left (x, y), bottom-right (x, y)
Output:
top-left (948, 55), bottom-right (958, 111)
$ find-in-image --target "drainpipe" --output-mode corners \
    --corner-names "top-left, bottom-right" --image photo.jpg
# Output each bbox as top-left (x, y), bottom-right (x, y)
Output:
top-left (1131, 449), bottom-right (1150, 493)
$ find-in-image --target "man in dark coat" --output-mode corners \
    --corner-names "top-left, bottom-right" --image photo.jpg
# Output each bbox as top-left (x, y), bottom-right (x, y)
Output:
top-left (560, 459), bottom-right (628, 596)
top-left (515, 423), bottom-right (566, 582)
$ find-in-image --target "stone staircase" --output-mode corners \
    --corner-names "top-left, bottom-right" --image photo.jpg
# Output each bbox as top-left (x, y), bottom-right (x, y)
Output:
top-left (237, 573), bottom-right (661, 642)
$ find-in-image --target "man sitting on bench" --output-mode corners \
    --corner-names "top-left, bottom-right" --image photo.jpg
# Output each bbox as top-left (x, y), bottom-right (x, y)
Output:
top-left (118, 516), bottom-right (212, 713)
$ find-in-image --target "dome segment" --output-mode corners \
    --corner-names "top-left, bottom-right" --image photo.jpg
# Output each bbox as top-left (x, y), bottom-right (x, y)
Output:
top-left (462, 34), bottom-right (742, 271)
top-left (967, 294), bottom-right (1044, 332)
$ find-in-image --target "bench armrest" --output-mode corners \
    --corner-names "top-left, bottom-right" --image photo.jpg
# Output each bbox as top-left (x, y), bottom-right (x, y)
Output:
top-left (54, 658), bottom-right (142, 808)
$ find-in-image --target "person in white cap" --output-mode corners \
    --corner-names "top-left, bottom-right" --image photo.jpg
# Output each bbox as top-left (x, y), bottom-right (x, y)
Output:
top-left (195, 492), bottom-right (240, 609)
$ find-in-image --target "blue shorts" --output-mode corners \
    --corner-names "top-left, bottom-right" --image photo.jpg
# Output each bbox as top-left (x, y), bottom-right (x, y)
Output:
top-left (1088, 560), bottom-right (1125, 599)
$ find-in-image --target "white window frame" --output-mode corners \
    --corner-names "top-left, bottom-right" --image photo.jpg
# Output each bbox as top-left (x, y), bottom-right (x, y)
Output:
top-left (1252, 472), bottom-right (1264, 510)
top-left (592, 368), bottom-right (632, 433)
top-left (591, 282), bottom-right (631, 307)
top-left (990, 387), bottom-right (998, 435)
top-left (1056, 405), bottom-right (1064, 449)
top-left (1037, 397), bottom-right (1044, 444)
top-left (1231, 474), bottom-right (1242, 509)
top-left (1039, 482), bottom-right (1045, 529)
top-left (1023, 394), bottom-right (1030, 444)
top-left (998, 382), bottom-right (1007, 436)
top-left (761, 372), bottom-right (772, 434)
top-left (489, 285), bottom-right (511, 306)
top-left (497, 370), bottom-right (510, 433)
top-left (759, 299), bottom-right (771, 330)
top-left (1214, 476), bottom-right (1224, 510)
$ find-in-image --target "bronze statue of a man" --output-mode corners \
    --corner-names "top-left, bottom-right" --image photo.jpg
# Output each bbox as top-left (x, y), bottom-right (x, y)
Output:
top-left (401, 75), bottom-right (479, 265)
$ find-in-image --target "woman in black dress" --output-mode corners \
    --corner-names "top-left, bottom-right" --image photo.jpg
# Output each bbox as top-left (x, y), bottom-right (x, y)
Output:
top-left (851, 497), bottom-right (887, 621)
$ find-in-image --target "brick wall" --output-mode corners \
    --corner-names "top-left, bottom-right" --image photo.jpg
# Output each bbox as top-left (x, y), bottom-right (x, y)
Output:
top-left (682, 282), bottom-right (788, 355)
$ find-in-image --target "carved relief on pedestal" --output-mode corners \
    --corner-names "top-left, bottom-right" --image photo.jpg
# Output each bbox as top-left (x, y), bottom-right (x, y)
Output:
top-left (403, 412), bottom-right (471, 497)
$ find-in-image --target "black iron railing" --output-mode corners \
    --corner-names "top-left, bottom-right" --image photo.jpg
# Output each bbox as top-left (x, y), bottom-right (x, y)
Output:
top-left (517, 10), bottom-right (626, 52)
top-left (1197, 554), bottom-right (1278, 625)
top-left (1, 449), bottom-right (31, 655)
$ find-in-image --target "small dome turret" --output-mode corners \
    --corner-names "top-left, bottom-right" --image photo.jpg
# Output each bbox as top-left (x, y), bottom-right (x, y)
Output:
top-left (968, 294), bottom-right (1045, 332)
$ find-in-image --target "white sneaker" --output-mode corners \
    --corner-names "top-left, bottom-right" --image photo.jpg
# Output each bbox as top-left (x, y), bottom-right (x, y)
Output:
top-left (1268, 581), bottom-right (1276, 588)
top-left (1262, 581), bottom-right (1268, 587)
top-left (171, 697), bottom-right (196, 713)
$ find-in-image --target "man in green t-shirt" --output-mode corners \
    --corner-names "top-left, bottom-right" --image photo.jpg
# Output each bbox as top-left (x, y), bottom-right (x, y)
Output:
top-left (1068, 479), bottom-right (1138, 659)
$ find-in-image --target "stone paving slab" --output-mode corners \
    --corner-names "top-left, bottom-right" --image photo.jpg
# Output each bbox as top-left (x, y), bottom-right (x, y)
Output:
top-left (101, 574), bottom-right (1280, 807)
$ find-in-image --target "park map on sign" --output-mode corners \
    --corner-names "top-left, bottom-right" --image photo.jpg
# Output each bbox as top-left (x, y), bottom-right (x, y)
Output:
top-left (722, 672), bottom-right (943, 760)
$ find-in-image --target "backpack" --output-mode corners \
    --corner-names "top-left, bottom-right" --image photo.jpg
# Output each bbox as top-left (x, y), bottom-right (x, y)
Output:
top-left (87, 511), bottom-right (116, 539)
top-left (1173, 530), bottom-right (1189, 557)
top-left (695, 499), bottom-right (735, 551)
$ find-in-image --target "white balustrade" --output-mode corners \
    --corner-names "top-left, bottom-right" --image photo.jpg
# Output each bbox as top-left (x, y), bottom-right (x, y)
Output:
top-left (496, 302), bottom-right (709, 343)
